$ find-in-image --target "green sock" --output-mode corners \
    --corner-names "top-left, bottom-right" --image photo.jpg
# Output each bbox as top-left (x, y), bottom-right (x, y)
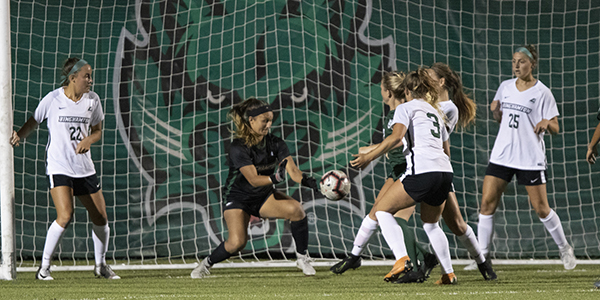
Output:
top-left (397, 218), bottom-right (419, 266)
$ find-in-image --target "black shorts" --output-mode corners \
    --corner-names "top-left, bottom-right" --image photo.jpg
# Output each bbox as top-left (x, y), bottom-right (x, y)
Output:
top-left (48, 174), bottom-right (101, 196)
top-left (402, 172), bottom-right (453, 206)
top-left (223, 193), bottom-right (272, 218)
top-left (387, 162), bottom-right (407, 181)
top-left (485, 162), bottom-right (547, 186)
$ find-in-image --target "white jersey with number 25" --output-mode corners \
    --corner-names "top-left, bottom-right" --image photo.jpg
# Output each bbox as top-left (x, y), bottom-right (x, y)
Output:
top-left (489, 78), bottom-right (559, 170)
top-left (392, 99), bottom-right (452, 175)
top-left (33, 87), bottom-right (104, 177)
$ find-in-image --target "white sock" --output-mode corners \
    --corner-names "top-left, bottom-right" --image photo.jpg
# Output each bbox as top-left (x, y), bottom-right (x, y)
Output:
top-left (92, 223), bottom-right (110, 266)
top-left (42, 221), bottom-right (66, 268)
top-left (423, 222), bottom-right (453, 275)
top-left (375, 211), bottom-right (407, 260)
top-left (477, 214), bottom-right (495, 257)
top-left (351, 215), bottom-right (379, 256)
top-left (456, 225), bottom-right (485, 264)
top-left (540, 209), bottom-right (568, 249)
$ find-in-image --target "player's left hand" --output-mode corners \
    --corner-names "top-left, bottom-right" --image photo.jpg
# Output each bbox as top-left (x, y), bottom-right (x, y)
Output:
top-left (534, 119), bottom-right (550, 134)
top-left (76, 140), bottom-right (92, 154)
top-left (301, 173), bottom-right (320, 193)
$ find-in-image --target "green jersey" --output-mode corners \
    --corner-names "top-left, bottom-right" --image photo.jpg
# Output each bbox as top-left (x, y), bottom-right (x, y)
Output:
top-left (383, 109), bottom-right (406, 167)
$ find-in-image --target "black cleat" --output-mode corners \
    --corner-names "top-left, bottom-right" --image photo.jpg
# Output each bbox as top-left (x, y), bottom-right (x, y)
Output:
top-left (421, 252), bottom-right (438, 279)
top-left (477, 260), bottom-right (497, 280)
top-left (330, 255), bottom-right (361, 274)
top-left (393, 269), bottom-right (426, 284)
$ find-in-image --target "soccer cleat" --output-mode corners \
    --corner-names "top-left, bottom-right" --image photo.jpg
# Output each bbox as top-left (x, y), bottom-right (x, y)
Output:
top-left (94, 263), bottom-right (121, 279)
top-left (421, 252), bottom-right (438, 279)
top-left (330, 254), bottom-right (361, 274)
top-left (463, 261), bottom-right (477, 271)
top-left (435, 272), bottom-right (458, 285)
top-left (465, 253), bottom-right (490, 271)
top-left (384, 256), bottom-right (412, 282)
top-left (393, 268), bottom-right (426, 284)
top-left (35, 265), bottom-right (53, 280)
top-left (559, 245), bottom-right (576, 270)
top-left (296, 252), bottom-right (316, 276)
top-left (190, 257), bottom-right (212, 279)
top-left (477, 260), bottom-right (497, 280)
top-left (594, 280), bottom-right (600, 289)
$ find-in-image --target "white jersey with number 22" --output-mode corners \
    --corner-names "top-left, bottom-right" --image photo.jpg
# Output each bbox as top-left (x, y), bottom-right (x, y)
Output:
top-left (34, 87), bottom-right (104, 177)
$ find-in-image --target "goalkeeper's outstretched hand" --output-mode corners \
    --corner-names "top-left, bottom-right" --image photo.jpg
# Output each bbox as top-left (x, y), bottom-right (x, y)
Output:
top-left (301, 173), bottom-right (321, 194)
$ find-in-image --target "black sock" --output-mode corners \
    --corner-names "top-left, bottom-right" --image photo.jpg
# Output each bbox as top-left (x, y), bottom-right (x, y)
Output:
top-left (207, 242), bottom-right (231, 265)
top-left (291, 216), bottom-right (309, 255)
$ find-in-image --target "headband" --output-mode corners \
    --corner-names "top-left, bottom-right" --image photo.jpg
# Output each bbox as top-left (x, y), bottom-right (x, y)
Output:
top-left (515, 47), bottom-right (534, 61)
top-left (247, 105), bottom-right (272, 117)
top-left (60, 59), bottom-right (89, 84)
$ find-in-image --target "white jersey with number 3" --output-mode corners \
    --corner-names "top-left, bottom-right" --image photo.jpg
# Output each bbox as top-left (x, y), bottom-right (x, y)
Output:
top-left (33, 87), bottom-right (104, 177)
top-left (392, 99), bottom-right (452, 175)
top-left (489, 78), bottom-right (559, 170)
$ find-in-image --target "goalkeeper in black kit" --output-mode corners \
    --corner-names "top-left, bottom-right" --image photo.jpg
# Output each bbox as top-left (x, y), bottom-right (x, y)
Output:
top-left (191, 98), bottom-right (321, 278)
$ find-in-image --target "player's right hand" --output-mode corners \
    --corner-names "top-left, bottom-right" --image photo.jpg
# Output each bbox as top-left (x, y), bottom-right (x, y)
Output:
top-left (269, 159), bottom-right (288, 184)
top-left (10, 130), bottom-right (20, 147)
top-left (587, 146), bottom-right (597, 164)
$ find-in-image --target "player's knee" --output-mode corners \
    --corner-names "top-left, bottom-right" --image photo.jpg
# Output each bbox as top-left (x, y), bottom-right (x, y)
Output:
top-left (55, 214), bottom-right (73, 228)
top-left (288, 205), bottom-right (306, 222)
top-left (226, 235), bottom-right (247, 252)
top-left (56, 210), bottom-right (73, 228)
top-left (447, 220), bottom-right (467, 236)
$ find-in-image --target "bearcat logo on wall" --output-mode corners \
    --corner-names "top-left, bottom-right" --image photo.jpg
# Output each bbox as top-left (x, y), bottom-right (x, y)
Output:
top-left (112, 0), bottom-right (396, 254)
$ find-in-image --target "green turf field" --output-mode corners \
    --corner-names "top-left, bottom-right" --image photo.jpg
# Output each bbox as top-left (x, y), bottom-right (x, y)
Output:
top-left (1, 264), bottom-right (600, 299)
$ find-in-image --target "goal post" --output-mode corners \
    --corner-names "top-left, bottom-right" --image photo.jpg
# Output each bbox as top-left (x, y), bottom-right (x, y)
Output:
top-left (8, 0), bottom-right (600, 272)
top-left (0, 0), bottom-right (16, 281)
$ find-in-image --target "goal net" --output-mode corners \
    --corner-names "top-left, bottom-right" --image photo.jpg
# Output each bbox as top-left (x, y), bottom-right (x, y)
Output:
top-left (6, 0), bottom-right (600, 270)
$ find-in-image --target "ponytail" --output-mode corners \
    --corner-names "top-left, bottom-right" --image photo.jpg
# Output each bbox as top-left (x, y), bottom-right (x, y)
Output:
top-left (430, 63), bottom-right (476, 128)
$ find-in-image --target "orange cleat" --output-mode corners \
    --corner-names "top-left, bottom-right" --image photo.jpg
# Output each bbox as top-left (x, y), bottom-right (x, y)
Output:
top-left (435, 272), bottom-right (457, 285)
top-left (384, 256), bottom-right (412, 282)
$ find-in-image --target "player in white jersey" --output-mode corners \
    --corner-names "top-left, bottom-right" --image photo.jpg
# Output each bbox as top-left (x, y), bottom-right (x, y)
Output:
top-left (409, 63), bottom-right (495, 282)
top-left (585, 105), bottom-right (600, 165)
top-left (586, 107), bottom-right (600, 289)
top-left (10, 58), bottom-right (120, 280)
top-left (331, 72), bottom-right (438, 280)
top-left (351, 69), bottom-right (456, 284)
top-left (476, 45), bottom-right (576, 270)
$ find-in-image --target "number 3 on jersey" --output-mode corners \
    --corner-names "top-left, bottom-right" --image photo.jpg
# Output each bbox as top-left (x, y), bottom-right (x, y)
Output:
top-left (426, 113), bottom-right (441, 138)
top-left (69, 126), bottom-right (83, 141)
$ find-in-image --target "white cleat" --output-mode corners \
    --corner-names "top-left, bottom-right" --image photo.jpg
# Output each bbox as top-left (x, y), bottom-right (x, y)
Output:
top-left (191, 257), bottom-right (212, 279)
top-left (94, 263), bottom-right (121, 279)
top-left (35, 265), bottom-right (54, 280)
top-left (296, 252), bottom-right (316, 276)
top-left (463, 261), bottom-right (477, 271)
top-left (559, 245), bottom-right (576, 270)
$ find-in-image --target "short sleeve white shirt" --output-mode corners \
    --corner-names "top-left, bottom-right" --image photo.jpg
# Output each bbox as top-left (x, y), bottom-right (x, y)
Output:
top-left (34, 88), bottom-right (104, 177)
top-left (489, 78), bottom-right (559, 170)
top-left (392, 99), bottom-right (453, 175)
top-left (440, 100), bottom-right (459, 135)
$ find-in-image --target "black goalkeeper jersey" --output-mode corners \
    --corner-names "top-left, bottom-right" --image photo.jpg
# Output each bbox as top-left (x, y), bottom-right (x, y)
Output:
top-left (223, 133), bottom-right (290, 203)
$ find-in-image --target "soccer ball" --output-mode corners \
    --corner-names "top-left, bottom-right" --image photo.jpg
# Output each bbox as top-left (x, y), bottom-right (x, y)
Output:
top-left (319, 170), bottom-right (351, 201)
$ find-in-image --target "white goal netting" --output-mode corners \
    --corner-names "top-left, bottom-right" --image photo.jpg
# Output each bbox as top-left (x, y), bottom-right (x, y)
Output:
top-left (6, 0), bottom-right (600, 270)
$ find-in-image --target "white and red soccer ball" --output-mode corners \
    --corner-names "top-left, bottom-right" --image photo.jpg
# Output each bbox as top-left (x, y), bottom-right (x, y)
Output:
top-left (319, 170), bottom-right (351, 201)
